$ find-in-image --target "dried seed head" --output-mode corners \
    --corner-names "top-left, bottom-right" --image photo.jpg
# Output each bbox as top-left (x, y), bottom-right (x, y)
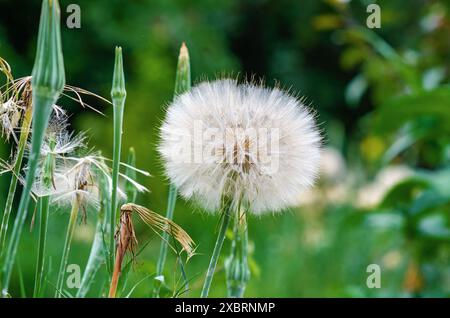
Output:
top-left (0, 98), bottom-right (23, 142)
top-left (40, 114), bottom-right (86, 157)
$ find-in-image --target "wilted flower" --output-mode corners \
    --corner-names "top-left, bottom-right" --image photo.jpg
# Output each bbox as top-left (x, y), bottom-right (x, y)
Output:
top-left (39, 113), bottom-right (86, 158)
top-left (0, 98), bottom-right (23, 142)
top-left (29, 116), bottom-right (149, 214)
top-left (0, 75), bottom-right (101, 145)
top-left (159, 79), bottom-right (321, 214)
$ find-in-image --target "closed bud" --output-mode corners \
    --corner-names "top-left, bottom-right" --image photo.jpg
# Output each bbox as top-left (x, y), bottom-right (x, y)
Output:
top-left (31, 0), bottom-right (65, 100)
top-left (111, 47), bottom-right (127, 101)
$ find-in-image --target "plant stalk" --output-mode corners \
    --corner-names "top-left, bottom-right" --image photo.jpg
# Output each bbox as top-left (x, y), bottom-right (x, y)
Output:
top-left (109, 47), bottom-right (126, 272)
top-left (200, 201), bottom-right (232, 298)
top-left (1, 0), bottom-right (65, 296)
top-left (33, 195), bottom-right (50, 297)
top-left (76, 163), bottom-right (110, 297)
top-left (0, 105), bottom-right (32, 253)
top-left (55, 196), bottom-right (80, 297)
top-left (1, 96), bottom-right (54, 295)
top-left (225, 208), bottom-right (250, 298)
top-left (153, 42), bottom-right (191, 298)
top-left (76, 207), bottom-right (107, 298)
top-left (108, 210), bottom-right (133, 298)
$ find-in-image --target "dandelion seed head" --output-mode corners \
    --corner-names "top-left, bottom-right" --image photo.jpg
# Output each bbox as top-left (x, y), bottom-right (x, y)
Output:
top-left (47, 157), bottom-right (102, 209)
top-left (159, 79), bottom-right (321, 214)
top-left (0, 98), bottom-right (23, 141)
top-left (39, 113), bottom-right (86, 157)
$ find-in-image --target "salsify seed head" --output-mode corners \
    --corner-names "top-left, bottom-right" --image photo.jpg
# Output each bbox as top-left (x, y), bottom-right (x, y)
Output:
top-left (159, 79), bottom-right (321, 215)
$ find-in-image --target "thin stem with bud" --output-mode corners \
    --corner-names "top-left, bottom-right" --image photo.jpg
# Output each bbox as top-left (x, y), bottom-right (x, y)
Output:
top-left (153, 42), bottom-right (191, 298)
top-left (1, 0), bottom-right (65, 295)
top-left (109, 47), bottom-right (127, 273)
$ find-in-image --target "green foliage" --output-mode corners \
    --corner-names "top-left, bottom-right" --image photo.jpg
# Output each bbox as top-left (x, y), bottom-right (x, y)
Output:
top-left (0, 0), bottom-right (449, 297)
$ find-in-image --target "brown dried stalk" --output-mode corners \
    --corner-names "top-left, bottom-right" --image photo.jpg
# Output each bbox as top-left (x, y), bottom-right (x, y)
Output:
top-left (108, 203), bottom-right (195, 298)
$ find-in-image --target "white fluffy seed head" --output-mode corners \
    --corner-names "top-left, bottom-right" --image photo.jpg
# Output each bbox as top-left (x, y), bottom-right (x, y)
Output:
top-left (159, 79), bottom-right (321, 215)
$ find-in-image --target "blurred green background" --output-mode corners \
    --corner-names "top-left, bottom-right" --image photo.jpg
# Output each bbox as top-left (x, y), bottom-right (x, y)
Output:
top-left (0, 0), bottom-right (449, 297)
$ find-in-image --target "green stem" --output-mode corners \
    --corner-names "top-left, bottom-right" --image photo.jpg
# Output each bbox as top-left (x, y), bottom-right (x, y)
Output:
top-left (153, 42), bottom-right (190, 298)
top-left (225, 209), bottom-right (250, 298)
top-left (1, 95), bottom-right (53, 296)
top-left (55, 196), bottom-right (80, 297)
top-left (76, 209), bottom-right (106, 298)
top-left (77, 158), bottom-right (111, 298)
top-left (1, 0), bottom-right (65, 295)
top-left (0, 106), bottom-right (32, 253)
top-left (109, 47), bottom-right (126, 272)
top-left (153, 184), bottom-right (177, 297)
top-left (200, 201), bottom-right (232, 298)
top-left (33, 195), bottom-right (50, 297)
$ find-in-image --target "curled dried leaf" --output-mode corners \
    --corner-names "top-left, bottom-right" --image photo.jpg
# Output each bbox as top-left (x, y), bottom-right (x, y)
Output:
top-left (108, 203), bottom-right (195, 298)
top-left (121, 203), bottom-right (195, 258)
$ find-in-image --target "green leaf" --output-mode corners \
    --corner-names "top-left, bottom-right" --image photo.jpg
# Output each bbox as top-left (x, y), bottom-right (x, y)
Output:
top-left (345, 74), bottom-right (368, 108)
top-left (379, 177), bottom-right (431, 210)
top-left (373, 86), bottom-right (450, 136)
top-left (417, 214), bottom-right (450, 241)
top-left (409, 190), bottom-right (450, 216)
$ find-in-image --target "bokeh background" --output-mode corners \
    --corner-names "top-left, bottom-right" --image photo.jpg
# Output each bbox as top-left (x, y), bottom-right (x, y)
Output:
top-left (0, 0), bottom-right (449, 297)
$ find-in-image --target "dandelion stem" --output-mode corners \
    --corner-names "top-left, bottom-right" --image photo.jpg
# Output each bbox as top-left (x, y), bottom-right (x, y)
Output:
top-left (225, 208), bottom-right (250, 298)
top-left (200, 200), bottom-right (232, 298)
top-left (153, 42), bottom-right (191, 298)
top-left (0, 105), bottom-right (32, 253)
top-left (55, 196), bottom-right (80, 297)
top-left (33, 195), bottom-right (50, 297)
top-left (109, 47), bottom-right (126, 272)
